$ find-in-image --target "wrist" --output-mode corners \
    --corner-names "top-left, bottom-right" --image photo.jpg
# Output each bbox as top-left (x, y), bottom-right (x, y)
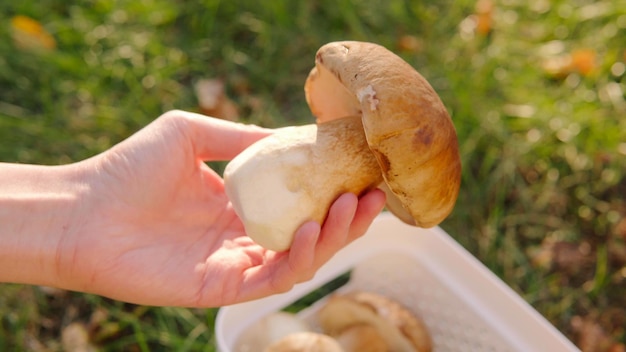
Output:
top-left (0, 162), bottom-right (92, 288)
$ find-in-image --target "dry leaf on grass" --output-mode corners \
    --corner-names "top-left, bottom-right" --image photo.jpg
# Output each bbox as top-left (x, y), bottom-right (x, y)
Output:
top-left (531, 238), bottom-right (594, 274)
top-left (62, 322), bottom-right (97, 352)
top-left (542, 49), bottom-right (598, 78)
top-left (571, 315), bottom-right (625, 352)
top-left (397, 35), bottom-right (423, 54)
top-left (615, 217), bottom-right (626, 240)
top-left (10, 15), bottom-right (56, 51)
top-left (474, 0), bottom-right (494, 36)
top-left (194, 78), bottom-right (239, 121)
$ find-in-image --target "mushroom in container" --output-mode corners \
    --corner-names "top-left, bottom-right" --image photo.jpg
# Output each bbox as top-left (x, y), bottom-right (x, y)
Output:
top-left (316, 291), bottom-right (432, 352)
top-left (224, 41), bottom-right (461, 252)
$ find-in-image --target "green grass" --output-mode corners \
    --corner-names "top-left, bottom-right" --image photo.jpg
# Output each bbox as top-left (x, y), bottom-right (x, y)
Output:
top-left (1, 0), bottom-right (625, 350)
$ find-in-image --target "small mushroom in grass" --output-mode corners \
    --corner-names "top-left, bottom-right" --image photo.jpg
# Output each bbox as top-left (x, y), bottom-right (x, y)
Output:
top-left (224, 41), bottom-right (461, 251)
top-left (317, 291), bottom-right (432, 352)
top-left (265, 332), bottom-right (344, 352)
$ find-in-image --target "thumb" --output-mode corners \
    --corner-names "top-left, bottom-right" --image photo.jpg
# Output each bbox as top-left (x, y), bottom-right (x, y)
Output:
top-left (168, 110), bottom-right (273, 161)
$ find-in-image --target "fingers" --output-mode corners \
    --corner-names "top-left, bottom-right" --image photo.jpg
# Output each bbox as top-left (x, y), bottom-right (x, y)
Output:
top-left (288, 221), bottom-right (321, 272)
top-left (241, 190), bottom-right (385, 301)
top-left (160, 110), bottom-right (272, 161)
top-left (266, 221), bottom-right (321, 292)
top-left (300, 189), bottom-right (385, 270)
top-left (274, 193), bottom-right (359, 287)
top-left (309, 193), bottom-right (359, 264)
top-left (345, 188), bottom-right (386, 243)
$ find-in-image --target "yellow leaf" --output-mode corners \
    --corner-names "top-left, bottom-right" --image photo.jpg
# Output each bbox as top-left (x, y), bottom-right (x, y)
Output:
top-left (475, 0), bottom-right (494, 36)
top-left (10, 15), bottom-right (56, 51)
top-left (571, 49), bottom-right (597, 76)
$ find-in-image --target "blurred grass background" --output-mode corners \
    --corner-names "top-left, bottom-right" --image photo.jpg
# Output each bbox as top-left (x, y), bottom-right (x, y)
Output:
top-left (1, 0), bottom-right (625, 350)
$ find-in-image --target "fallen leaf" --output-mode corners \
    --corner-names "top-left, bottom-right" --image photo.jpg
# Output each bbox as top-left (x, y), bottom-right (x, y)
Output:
top-left (397, 35), bottom-right (423, 54)
top-left (194, 78), bottom-right (239, 121)
top-left (531, 238), bottom-right (594, 274)
top-left (38, 286), bottom-right (68, 297)
top-left (10, 15), bottom-right (56, 51)
top-left (615, 217), bottom-right (626, 240)
top-left (542, 54), bottom-right (574, 79)
top-left (475, 0), bottom-right (494, 36)
top-left (608, 344), bottom-right (626, 352)
top-left (542, 48), bottom-right (598, 78)
top-left (571, 315), bottom-right (625, 352)
top-left (87, 307), bottom-right (122, 342)
top-left (571, 49), bottom-right (597, 76)
top-left (62, 322), bottom-right (97, 352)
top-left (608, 238), bottom-right (626, 266)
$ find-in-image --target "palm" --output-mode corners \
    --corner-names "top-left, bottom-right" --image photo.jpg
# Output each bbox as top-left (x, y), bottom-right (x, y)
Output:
top-left (63, 111), bottom-right (385, 307)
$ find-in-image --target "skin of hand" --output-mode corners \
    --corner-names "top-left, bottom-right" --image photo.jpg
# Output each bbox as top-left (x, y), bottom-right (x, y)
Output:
top-left (0, 110), bottom-right (386, 308)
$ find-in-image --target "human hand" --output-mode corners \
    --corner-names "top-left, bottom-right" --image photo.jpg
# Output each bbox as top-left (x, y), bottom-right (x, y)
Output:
top-left (53, 110), bottom-right (386, 307)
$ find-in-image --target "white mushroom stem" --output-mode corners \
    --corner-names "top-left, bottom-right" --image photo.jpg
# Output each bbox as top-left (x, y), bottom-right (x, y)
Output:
top-left (224, 116), bottom-right (382, 252)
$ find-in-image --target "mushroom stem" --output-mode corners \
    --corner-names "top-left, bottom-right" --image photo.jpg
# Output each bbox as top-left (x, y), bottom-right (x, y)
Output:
top-left (224, 115), bottom-right (382, 252)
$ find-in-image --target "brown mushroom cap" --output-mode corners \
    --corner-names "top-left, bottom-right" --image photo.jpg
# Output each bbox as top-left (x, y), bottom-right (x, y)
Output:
top-left (305, 41), bottom-right (461, 228)
top-left (317, 291), bottom-right (432, 352)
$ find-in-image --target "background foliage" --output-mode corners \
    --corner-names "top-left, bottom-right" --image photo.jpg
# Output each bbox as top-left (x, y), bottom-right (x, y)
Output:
top-left (1, 0), bottom-right (625, 350)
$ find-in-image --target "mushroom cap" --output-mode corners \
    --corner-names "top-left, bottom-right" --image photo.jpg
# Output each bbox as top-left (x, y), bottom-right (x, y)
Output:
top-left (317, 291), bottom-right (432, 352)
top-left (265, 332), bottom-right (344, 352)
top-left (305, 41), bottom-right (461, 228)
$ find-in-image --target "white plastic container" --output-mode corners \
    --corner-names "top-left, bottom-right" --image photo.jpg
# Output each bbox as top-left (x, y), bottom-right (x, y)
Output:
top-left (216, 213), bottom-right (580, 351)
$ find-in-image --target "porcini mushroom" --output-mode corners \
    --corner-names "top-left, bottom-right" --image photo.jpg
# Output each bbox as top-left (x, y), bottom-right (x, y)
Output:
top-left (224, 41), bottom-right (461, 251)
top-left (317, 291), bottom-right (432, 352)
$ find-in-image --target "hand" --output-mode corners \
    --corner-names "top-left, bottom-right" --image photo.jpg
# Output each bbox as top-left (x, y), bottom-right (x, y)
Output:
top-left (52, 110), bottom-right (386, 307)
